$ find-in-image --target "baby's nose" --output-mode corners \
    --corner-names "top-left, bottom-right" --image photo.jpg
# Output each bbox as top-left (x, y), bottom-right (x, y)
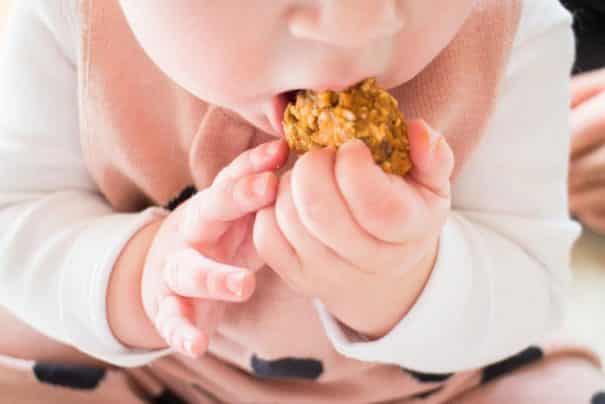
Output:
top-left (288, 0), bottom-right (404, 48)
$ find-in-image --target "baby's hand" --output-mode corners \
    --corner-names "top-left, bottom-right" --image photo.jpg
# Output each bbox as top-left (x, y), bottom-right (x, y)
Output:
top-left (142, 140), bottom-right (288, 357)
top-left (254, 121), bottom-right (453, 338)
top-left (569, 69), bottom-right (605, 233)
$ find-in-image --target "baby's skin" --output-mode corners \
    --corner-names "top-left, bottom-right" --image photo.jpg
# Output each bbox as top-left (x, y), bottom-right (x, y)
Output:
top-left (108, 0), bottom-right (470, 356)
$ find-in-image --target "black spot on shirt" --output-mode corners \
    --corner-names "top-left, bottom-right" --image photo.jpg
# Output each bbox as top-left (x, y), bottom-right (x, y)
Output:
top-left (481, 346), bottom-right (544, 384)
top-left (402, 368), bottom-right (454, 383)
top-left (153, 389), bottom-right (187, 404)
top-left (411, 386), bottom-right (444, 400)
top-left (164, 185), bottom-right (197, 211)
top-left (592, 391), bottom-right (605, 404)
top-left (251, 354), bottom-right (323, 380)
top-left (33, 362), bottom-right (106, 390)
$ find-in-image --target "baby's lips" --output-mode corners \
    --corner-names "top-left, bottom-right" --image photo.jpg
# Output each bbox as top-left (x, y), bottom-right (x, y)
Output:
top-left (270, 92), bottom-right (296, 137)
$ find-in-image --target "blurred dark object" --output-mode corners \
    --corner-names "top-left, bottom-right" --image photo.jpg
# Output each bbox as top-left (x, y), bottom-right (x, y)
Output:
top-left (561, 0), bottom-right (605, 74)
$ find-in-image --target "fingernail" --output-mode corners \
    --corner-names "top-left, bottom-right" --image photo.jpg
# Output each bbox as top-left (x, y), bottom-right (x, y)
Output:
top-left (252, 174), bottom-right (270, 197)
top-left (226, 272), bottom-right (247, 297)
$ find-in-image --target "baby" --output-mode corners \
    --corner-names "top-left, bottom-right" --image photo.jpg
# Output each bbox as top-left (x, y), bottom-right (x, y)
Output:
top-left (0, 0), bottom-right (603, 403)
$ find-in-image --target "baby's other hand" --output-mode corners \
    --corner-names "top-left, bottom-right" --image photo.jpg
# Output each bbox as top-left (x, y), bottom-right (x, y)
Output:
top-left (141, 140), bottom-right (288, 357)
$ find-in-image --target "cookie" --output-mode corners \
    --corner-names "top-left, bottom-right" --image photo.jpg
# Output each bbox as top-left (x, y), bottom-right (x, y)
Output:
top-left (282, 78), bottom-right (412, 176)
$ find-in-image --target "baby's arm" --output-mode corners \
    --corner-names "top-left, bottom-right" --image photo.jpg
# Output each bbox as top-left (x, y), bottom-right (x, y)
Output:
top-left (0, 0), bottom-right (286, 365)
top-left (0, 1), bottom-right (167, 367)
top-left (312, 1), bottom-right (578, 373)
top-left (109, 139), bottom-right (286, 357)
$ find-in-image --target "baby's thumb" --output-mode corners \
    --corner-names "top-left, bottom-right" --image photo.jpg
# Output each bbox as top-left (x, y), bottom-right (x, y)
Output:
top-left (407, 119), bottom-right (454, 197)
top-left (180, 172), bottom-right (277, 246)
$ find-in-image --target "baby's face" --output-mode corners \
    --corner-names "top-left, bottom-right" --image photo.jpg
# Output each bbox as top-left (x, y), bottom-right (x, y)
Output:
top-left (119, 0), bottom-right (474, 136)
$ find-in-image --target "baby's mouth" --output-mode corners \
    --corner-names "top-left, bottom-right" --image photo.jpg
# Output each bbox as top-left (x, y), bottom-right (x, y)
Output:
top-left (269, 90), bottom-right (300, 137)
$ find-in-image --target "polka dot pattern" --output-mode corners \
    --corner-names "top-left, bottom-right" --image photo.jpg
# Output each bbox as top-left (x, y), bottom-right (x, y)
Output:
top-left (251, 355), bottom-right (324, 380)
top-left (165, 185), bottom-right (197, 211)
top-left (592, 392), bottom-right (605, 404)
top-left (481, 346), bottom-right (544, 384)
top-left (33, 362), bottom-right (106, 390)
top-left (153, 389), bottom-right (187, 404)
top-left (402, 368), bottom-right (454, 383)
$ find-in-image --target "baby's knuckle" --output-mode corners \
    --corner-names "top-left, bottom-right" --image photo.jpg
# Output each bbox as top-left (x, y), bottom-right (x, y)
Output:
top-left (209, 180), bottom-right (232, 203)
top-left (362, 193), bottom-right (407, 229)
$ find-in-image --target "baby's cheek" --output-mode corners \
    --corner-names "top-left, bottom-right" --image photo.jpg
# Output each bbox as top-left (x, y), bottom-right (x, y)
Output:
top-left (121, 0), bottom-right (275, 107)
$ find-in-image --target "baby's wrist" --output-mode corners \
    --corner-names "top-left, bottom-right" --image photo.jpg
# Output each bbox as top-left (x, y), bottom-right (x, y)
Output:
top-left (324, 238), bottom-right (439, 340)
top-left (107, 219), bottom-right (167, 350)
top-left (366, 239), bottom-right (439, 339)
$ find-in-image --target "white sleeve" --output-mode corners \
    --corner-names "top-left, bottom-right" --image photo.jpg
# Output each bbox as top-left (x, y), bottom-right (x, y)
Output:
top-left (0, 1), bottom-right (171, 367)
top-left (315, 0), bottom-right (580, 373)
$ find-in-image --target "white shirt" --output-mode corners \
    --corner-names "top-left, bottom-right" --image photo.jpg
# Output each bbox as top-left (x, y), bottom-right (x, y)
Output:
top-left (0, 0), bottom-right (579, 372)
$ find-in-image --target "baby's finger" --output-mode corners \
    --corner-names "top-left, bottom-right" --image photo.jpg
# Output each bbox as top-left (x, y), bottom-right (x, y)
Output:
top-left (154, 295), bottom-right (208, 358)
top-left (577, 210), bottom-right (605, 235)
top-left (214, 140), bottom-right (288, 184)
top-left (164, 249), bottom-right (255, 301)
top-left (571, 69), bottom-right (605, 108)
top-left (293, 147), bottom-right (407, 268)
top-left (571, 92), bottom-right (605, 158)
top-left (277, 171), bottom-right (343, 270)
top-left (569, 186), bottom-right (605, 213)
top-left (181, 141), bottom-right (287, 245)
top-left (253, 206), bottom-right (304, 292)
top-left (335, 139), bottom-right (434, 242)
top-left (569, 175), bottom-right (605, 195)
top-left (407, 119), bottom-right (454, 198)
top-left (569, 144), bottom-right (605, 191)
top-left (181, 171), bottom-right (278, 245)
